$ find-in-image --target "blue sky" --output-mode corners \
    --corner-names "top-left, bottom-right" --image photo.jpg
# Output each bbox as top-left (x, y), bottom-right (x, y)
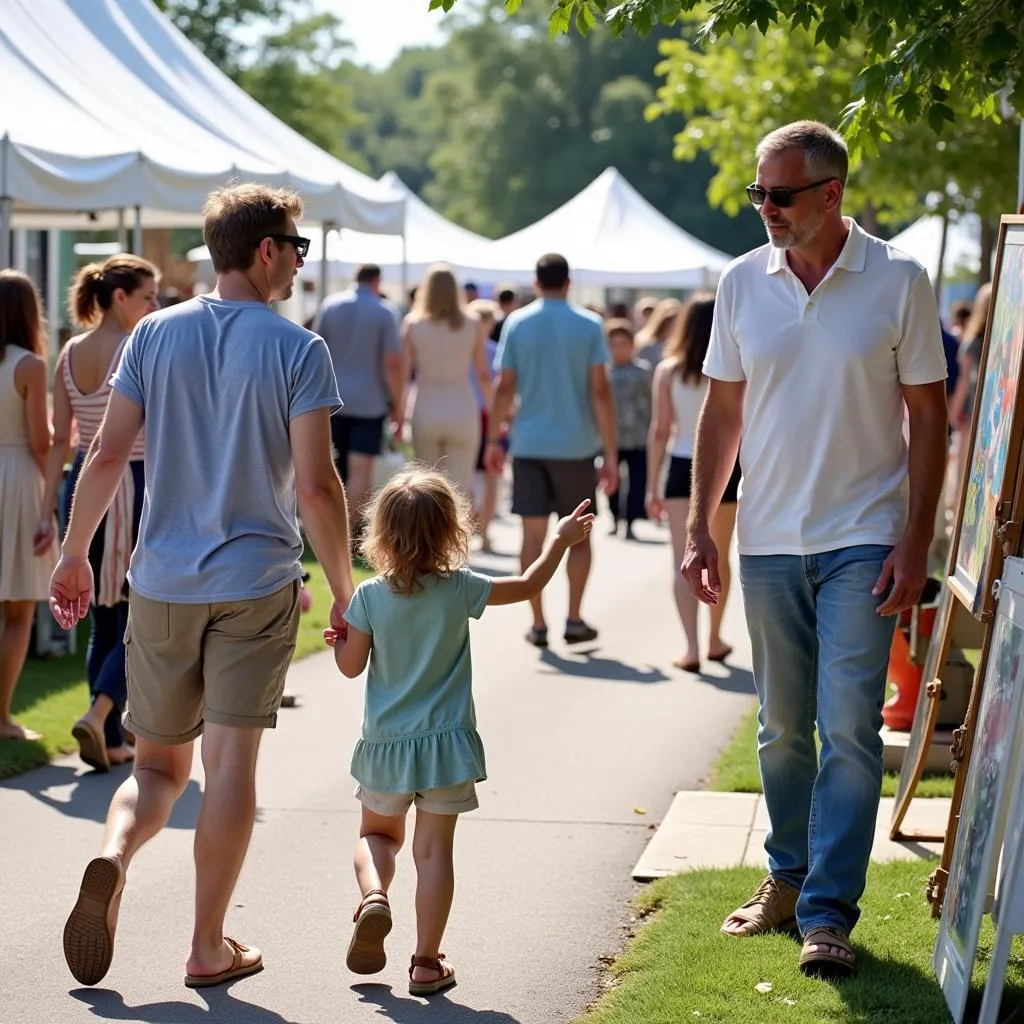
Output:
top-left (320, 0), bottom-right (453, 68)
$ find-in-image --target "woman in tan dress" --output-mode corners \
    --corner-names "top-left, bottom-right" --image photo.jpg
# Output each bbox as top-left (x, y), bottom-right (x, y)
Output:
top-left (402, 265), bottom-right (493, 498)
top-left (0, 271), bottom-right (57, 741)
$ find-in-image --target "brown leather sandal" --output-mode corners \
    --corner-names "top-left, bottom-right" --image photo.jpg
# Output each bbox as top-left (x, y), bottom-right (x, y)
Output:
top-left (721, 875), bottom-right (799, 936)
top-left (346, 889), bottom-right (392, 975)
top-left (799, 926), bottom-right (856, 979)
top-left (408, 953), bottom-right (457, 996)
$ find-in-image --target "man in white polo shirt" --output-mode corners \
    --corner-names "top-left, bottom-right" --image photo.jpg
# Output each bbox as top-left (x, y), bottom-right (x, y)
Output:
top-left (682, 121), bottom-right (948, 978)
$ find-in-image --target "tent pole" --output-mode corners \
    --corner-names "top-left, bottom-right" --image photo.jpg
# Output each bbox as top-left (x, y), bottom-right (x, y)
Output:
top-left (132, 205), bottom-right (142, 255)
top-left (934, 212), bottom-right (950, 307)
top-left (117, 209), bottom-right (128, 252)
top-left (319, 221), bottom-right (331, 304)
top-left (0, 197), bottom-right (11, 269)
top-left (46, 229), bottom-right (61, 354)
top-left (1018, 118), bottom-right (1024, 212)
top-left (401, 230), bottom-right (408, 308)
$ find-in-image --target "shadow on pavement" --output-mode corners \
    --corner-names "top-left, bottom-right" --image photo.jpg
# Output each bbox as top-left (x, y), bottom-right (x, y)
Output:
top-left (2, 763), bottom-right (203, 828)
top-left (72, 987), bottom-right (302, 1023)
top-left (353, 983), bottom-right (524, 1023)
top-left (538, 649), bottom-right (670, 685)
top-left (691, 664), bottom-right (757, 696)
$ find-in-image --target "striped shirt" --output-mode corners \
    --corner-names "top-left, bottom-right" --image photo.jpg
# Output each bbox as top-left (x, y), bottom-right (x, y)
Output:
top-left (63, 338), bottom-right (146, 459)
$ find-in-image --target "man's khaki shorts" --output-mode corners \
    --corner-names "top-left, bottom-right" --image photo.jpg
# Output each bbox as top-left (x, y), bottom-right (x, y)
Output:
top-left (124, 581), bottom-right (301, 745)
top-left (354, 780), bottom-right (479, 817)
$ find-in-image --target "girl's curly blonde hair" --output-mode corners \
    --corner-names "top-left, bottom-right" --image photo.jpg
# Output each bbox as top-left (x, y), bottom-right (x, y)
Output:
top-left (359, 466), bottom-right (474, 596)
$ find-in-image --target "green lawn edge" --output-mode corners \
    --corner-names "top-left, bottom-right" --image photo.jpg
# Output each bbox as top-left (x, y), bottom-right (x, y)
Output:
top-left (575, 861), bottom-right (1024, 1024)
top-left (710, 703), bottom-right (956, 799)
top-left (0, 560), bottom-right (369, 780)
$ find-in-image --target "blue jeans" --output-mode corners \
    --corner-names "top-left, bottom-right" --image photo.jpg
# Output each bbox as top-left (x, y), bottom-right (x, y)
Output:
top-left (739, 545), bottom-right (896, 935)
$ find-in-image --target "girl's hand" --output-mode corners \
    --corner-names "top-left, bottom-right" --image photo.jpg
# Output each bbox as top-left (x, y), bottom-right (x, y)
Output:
top-left (33, 516), bottom-right (56, 556)
top-left (555, 499), bottom-right (595, 548)
top-left (323, 626), bottom-right (348, 648)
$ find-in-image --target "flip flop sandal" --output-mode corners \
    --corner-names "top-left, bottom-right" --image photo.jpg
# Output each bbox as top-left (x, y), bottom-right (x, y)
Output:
top-left (799, 926), bottom-right (856, 979)
top-left (64, 855), bottom-right (124, 986)
top-left (672, 657), bottom-right (701, 673)
top-left (346, 889), bottom-right (392, 975)
top-left (408, 953), bottom-right (457, 997)
top-left (525, 626), bottom-right (549, 648)
top-left (708, 647), bottom-right (734, 664)
top-left (184, 937), bottom-right (263, 988)
top-left (72, 719), bottom-right (109, 772)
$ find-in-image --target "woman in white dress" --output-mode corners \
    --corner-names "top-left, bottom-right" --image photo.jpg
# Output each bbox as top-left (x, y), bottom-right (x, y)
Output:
top-left (0, 271), bottom-right (57, 740)
top-left (646, 294), bottom-right (741, 673)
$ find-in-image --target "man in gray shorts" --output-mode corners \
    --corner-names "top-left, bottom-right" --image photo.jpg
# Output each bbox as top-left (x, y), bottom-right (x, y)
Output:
top-left (50, 183), bottom-right (354, 989)
top-left (487, 253), bottom-right (618, 646)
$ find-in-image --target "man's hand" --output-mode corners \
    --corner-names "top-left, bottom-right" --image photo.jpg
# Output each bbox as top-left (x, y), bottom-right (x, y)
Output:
top-left (33, 516), bottom-right (56, 556)
top-left (873, 534), bottom-right (929, 616)
top-left (681, 527), bottom-right (721, 605)
top-left (323, 595), bottom-right (350, 646)
top-left (484, 441), bottom-right (506, 475)
top-left (598, 455), bottom-right (619, 495)
top-left (645, 492), bottom-right (664, 524)
top-left (49, 556), bottom-right (94, 630)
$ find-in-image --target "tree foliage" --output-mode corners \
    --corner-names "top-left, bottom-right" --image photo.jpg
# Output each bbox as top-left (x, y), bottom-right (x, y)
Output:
top-left (430, 0), bottom-right (1024, 136)
top-left (154, 0), bottom-right (286, 73)
top-left (652, 18), bottom-right (1019, 224)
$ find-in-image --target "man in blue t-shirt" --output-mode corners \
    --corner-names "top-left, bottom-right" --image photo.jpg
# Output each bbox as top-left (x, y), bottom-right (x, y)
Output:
top-left (486, 253), bottom-right (618, 647)
top-left (50, 183), bottom-right (355, 990)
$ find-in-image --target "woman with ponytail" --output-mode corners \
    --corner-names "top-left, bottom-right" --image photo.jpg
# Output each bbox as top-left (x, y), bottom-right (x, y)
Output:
top-left (36, 255), bottom-right (158, 770)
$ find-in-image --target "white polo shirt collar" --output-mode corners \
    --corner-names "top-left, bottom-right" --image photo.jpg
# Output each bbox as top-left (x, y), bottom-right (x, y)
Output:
top-left (765, 216), bottom-right (868, 276)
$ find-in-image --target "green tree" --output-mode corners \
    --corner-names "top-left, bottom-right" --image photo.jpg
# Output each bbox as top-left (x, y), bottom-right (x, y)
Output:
top-left (652, 19), bottom-right (1019, 227)
top-left (429, 0), bottom-right (1024, 135)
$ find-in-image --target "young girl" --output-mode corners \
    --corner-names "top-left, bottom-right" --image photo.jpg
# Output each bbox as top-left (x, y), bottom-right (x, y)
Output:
top-left (326, 467), bottom-right (592, 996)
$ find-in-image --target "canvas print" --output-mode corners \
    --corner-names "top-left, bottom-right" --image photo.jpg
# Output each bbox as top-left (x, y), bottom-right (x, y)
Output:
top-left (953, 222), bottom-right (1024, 616)
top-left (934, 589), bottom-right (1024, 1023)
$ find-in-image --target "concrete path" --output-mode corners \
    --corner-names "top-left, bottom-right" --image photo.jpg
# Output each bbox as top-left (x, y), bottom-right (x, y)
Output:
top-left (1, 513), bottom-right (756, 1024)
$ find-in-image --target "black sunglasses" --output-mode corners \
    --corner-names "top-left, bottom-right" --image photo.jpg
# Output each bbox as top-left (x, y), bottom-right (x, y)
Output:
top-left (264, 233), bottom-right (311, 258)
top-left (745, 177), bottom-right (838, 209)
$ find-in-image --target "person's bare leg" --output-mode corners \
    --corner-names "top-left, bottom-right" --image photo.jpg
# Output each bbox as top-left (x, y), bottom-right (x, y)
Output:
top-left (186, 723), bottom-right (263, 978)
top-left (566, 534), bottom-right (592, 623)
top-left (479, 471), bottom-right (498, 548)
top-left (708, 503), bottom-right (738, 659)
top-left (666, 501), bottom-right (700, 668)
top-left (347, 453), bottom-right (376, 533)
top-left (355, 806), bottom-right (406, 902)
top-left (410, 809), bottom-right (459, 984)
top-left (0, 601), bottom-right (38, 739)
top-left (521, 516), bottom-right (549, 631)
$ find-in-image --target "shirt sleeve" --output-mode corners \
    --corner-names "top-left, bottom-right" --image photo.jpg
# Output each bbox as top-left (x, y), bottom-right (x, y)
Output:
top-left (110, 325), bottom-right (145, 407)
top-left (381, 307), bottom-right (402, 357)
top-left (896, 269), bottom-right (949, 385)
top-left (343, 584), bottom-right (372, 634)
top-left (290, 336), bottom-right (343, 420)
top-left (461, 569), bottom-right (493, 620)
top-left (702, 270), bottom-right (745, 382)
top-left (494, 317), bottom-right (516, 373)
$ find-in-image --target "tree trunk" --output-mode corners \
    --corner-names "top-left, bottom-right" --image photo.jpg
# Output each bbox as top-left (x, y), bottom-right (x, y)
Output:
top-left (858, 200), bottom-right (879, 236)
top-left (979, 219), bottom-right (997, 286)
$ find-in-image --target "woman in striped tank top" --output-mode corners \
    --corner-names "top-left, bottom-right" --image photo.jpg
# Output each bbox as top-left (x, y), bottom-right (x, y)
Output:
top-left (36, 256), bottom-right (158, 771)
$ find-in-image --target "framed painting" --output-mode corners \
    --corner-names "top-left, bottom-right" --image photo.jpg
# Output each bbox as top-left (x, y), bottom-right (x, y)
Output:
top-left (934, 565), bottom-right (1024, 1023)
top-left (948, 216), bottom-right (1024, 619)
top-left (890, 584), bottom-right (955, 839)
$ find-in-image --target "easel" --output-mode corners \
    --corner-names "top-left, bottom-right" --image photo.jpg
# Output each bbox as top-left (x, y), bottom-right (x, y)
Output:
top-left (891, 216), bottom-right (1024, 912)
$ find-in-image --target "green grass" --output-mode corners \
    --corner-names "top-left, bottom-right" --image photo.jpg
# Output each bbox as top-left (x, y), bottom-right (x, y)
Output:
top-left (710, 705), bottom-right (956, 798)
top-left (577, 861), bottom-right (1024, 1024)
top-left (1, 557), bottom-right (371, 779)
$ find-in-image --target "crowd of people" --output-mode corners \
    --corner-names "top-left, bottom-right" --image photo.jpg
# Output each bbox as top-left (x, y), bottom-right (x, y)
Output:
top-left (0, 116), bottom-right (996, 999)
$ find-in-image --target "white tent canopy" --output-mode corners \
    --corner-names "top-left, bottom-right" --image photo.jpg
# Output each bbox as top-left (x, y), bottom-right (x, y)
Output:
top-left (888, 214), bottom-right (982, 282)
top-left (190, 172), bottom-right (501, 288)
top-left (471, 168), bottom-right (732, 288)
top-left (0, 0), bottom-right (404, 236)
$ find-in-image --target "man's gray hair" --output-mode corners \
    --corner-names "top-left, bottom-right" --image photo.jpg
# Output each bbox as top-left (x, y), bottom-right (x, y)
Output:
top-left (756, 120), bottom-right (849, 187)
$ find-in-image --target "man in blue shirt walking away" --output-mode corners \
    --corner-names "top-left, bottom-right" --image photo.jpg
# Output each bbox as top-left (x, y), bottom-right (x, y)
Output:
top-left (486, 254), bottom-right (618, 647)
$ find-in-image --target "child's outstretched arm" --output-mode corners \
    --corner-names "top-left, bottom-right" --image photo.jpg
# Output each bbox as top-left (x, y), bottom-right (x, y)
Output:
top-left (334, 624), bottom-right (372, 678)
top-left (487, 499), bottom-right (594, 605)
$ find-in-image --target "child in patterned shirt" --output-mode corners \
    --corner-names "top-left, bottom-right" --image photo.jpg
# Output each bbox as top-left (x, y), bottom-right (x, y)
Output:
top-left (606, 318), bottom-right (653, 539)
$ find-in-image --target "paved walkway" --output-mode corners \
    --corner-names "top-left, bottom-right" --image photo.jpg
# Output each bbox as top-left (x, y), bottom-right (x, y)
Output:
top-left (1, 512), bottom-right (756, 1024)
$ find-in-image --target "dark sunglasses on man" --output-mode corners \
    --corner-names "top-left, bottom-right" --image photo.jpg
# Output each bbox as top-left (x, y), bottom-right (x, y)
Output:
top-left (745, 177), bottom-right (839, 209)
top-left (263, 233), bottom-right (311, 259)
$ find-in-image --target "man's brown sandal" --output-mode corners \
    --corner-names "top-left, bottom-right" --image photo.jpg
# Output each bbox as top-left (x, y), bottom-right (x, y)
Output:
top-left (184, 937), bottom-right (263, 988)
top-left (346, 889), bottom-right (392, 975)
top-left (799, 926), bottom-right (855, 979)
top-left (408, 953), bottom-right (457, 996)
top-left (720, 875), bottom-right (799, 936)
top-left (64, 855), bottom-right (124, 985)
